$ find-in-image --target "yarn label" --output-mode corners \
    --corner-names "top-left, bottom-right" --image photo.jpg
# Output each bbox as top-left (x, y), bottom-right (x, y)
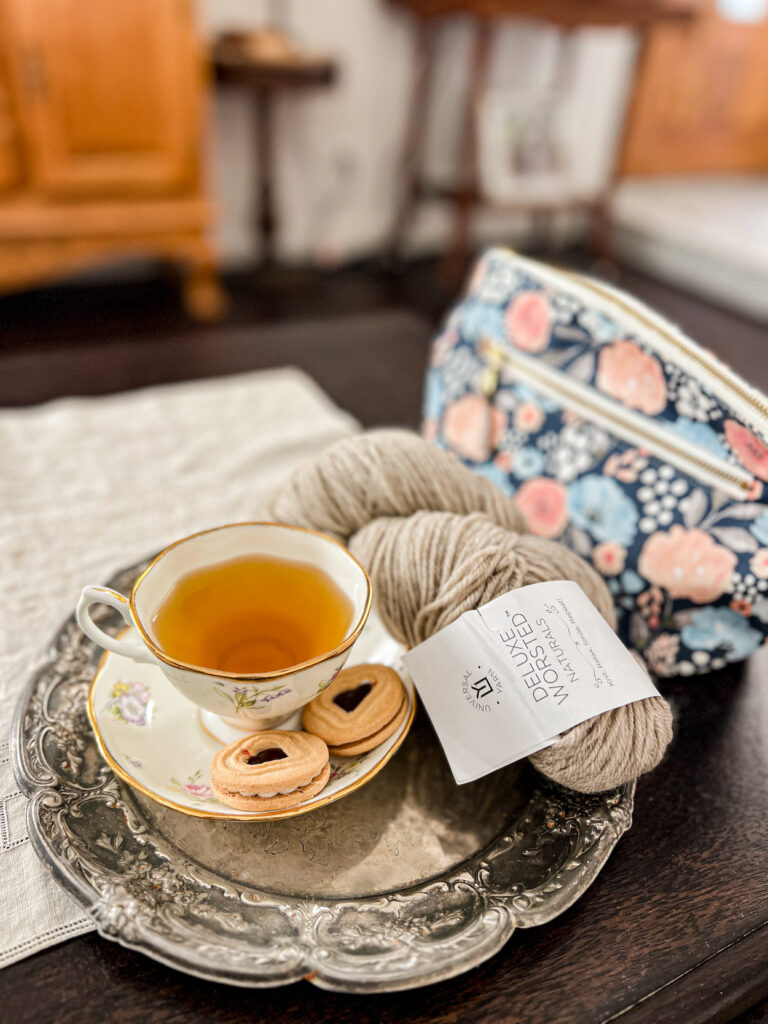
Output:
top-left (402, 580), bottom-right (660, 784)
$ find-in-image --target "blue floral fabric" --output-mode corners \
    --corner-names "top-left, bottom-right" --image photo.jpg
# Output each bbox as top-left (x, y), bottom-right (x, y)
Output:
top-left (422, 248), bottom-right (768, 677)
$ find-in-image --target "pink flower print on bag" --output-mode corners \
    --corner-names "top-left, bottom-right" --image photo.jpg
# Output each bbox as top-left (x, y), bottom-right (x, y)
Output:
top-left (724, 420), bottom-right (768, 481)
top-left (638, 526), bottom-right (737, 604)
top-left (597, 340), bottom-right (667, 415)
top-left (514, 401), bottom-right (545, 433)
top-left (443, 394), bottom-right (507, 463)
top-left (514, 477), bottom-right (568, 539)
top-left (592, 541), bottom-right (627, 577)
top-left (505, 292), bottom-right (551, 353)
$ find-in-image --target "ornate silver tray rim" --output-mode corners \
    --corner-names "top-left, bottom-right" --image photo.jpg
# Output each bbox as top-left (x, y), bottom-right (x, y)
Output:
top-left (12, 560), bottom-right (634, 992)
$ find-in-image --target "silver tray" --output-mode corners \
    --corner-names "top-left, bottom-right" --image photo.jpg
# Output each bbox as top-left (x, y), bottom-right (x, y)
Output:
top-left (12, 559), bottom-right (634, 992)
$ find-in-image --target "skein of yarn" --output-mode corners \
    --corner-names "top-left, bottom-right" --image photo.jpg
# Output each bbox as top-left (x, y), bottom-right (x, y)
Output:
top-left (351, 511), bottom-right (672, 793)
top-left (266, 429), bottom-right (673, 793)
top-left (265, 428), bottom-right (527, 544)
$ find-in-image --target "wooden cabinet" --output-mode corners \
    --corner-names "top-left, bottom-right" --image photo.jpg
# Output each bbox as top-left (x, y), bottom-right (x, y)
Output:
top-left (0, 0), bottom-right (224, 319)
top-left (0, 62), bottom-right (20, 193)
top-left (621, 0), bottom-right (768, 174)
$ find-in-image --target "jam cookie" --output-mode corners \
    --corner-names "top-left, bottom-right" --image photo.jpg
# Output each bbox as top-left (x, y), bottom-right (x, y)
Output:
top-left (210, 730), bottom-right (330, 811)
top-left (302, 663), bottom-right (408, 756)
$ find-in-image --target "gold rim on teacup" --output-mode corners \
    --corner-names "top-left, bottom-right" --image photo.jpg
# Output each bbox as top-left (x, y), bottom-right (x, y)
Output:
top-left (137, 522), bottom-right (370, 679)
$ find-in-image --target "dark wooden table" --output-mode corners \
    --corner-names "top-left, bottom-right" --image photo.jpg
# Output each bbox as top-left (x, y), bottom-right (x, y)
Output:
top-left (2, 266), bottom-right (768, 1023)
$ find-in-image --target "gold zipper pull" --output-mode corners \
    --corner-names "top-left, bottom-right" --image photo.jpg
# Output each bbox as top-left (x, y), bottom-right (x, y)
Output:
top-left (479, 338), bottom-right (505, 398)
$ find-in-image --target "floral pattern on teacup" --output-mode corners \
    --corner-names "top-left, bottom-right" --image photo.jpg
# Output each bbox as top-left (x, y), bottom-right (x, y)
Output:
top-left (317, 665), bottom-right (343, 693)
top-left (106, 680), bottom-right (153, 726)
top-left (213, 682), bottom-right (292, 713)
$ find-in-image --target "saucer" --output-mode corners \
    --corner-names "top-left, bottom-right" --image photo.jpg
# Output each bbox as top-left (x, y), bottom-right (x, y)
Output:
top-left (87, 610), bottom-right (416, 820)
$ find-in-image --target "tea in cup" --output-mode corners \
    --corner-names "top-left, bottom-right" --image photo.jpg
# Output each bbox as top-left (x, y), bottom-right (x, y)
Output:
top-left (77, 522), bottom-right (372, 737)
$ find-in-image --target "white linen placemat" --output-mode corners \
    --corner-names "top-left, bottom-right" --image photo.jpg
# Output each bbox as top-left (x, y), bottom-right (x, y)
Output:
top-left (0, 367), bottom-right (357, 969)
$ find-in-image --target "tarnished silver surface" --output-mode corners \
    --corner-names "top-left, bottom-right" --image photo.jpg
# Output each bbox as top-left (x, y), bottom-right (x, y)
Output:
top-left (12, 560), bottom-right (634, 992)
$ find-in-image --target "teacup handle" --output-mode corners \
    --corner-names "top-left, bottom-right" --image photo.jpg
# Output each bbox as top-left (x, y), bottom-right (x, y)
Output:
top-left (76, 586), bottom-right (155, 664)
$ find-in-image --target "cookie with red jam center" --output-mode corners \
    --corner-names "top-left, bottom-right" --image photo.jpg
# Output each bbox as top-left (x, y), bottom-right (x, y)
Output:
top-left (302, 663), bottom-right (407, 756)
top-left (210, 730), bottom-right (329, 811)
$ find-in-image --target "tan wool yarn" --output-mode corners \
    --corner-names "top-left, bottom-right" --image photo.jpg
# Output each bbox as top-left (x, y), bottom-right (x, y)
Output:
top-left (265, 429), bottom-right (673, 794)
top-left (266, 428), bottom-right (527, 544)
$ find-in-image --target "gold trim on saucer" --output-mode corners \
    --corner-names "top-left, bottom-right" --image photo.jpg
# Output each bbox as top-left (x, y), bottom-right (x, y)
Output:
top-left (86, 641), bottom-right (417, 822)
top-left (128, 521), bottom-right (373, 683)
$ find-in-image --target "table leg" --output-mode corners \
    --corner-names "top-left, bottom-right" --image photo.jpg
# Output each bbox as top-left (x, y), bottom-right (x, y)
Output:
top-left (386, 18), bottom-right (436, 264)
top-left (255, 89), bottom-right (276, 265)
top-left (442, 16), bottom-right (491, 287)
top-left (591, 23), bottom-right (652, 263)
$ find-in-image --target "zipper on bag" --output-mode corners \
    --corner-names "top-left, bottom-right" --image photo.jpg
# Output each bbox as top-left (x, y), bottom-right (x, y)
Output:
top-left (578, 271), bottom-right (768, 432)
top-left (494, 248), bottom-right (768, 440)
top-left (479, 338), bottom-right (754, 501)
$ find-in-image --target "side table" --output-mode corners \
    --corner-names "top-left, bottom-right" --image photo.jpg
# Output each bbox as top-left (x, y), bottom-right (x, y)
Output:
top-left (213, 37), bottom-right (338, 265)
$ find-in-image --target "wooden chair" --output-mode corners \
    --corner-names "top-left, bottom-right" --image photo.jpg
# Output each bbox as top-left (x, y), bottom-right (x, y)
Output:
top-left (388, 0), bottom-right (701, 279)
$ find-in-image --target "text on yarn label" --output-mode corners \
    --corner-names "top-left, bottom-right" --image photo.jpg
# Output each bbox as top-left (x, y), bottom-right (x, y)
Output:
top-left (402, 580), bottom-right (660, 784)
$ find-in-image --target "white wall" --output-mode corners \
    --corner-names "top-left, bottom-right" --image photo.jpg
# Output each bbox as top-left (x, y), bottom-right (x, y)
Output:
top-left (198, 0), bottom-right (637, 267)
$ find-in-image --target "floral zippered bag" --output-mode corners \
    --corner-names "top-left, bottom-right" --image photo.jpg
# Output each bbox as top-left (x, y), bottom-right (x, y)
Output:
top-left (422, 247), bottom-right (768, 677)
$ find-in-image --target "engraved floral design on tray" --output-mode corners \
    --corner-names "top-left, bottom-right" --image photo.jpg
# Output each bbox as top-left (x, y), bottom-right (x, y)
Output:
top-left (12, 559), bottom-right (634, 992)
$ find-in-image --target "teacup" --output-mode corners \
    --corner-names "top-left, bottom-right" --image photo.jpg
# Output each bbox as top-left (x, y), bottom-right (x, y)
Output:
top-left (77, 522), bottom-right (372, 738)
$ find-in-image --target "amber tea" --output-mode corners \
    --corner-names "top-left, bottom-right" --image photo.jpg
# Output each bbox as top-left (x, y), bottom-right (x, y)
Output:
top-left (150, 553), bottom-right (354, 674)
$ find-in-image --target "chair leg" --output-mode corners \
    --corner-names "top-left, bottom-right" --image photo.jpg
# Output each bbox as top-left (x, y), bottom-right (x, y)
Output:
top-left (255, 90), bottom-right (277, 266)
top-left (591, 23), bottom-right (652, 266)
top-left (386, 18), bottom-right (436, 264)
top-left (441, 16), bottom-right (492, 288)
